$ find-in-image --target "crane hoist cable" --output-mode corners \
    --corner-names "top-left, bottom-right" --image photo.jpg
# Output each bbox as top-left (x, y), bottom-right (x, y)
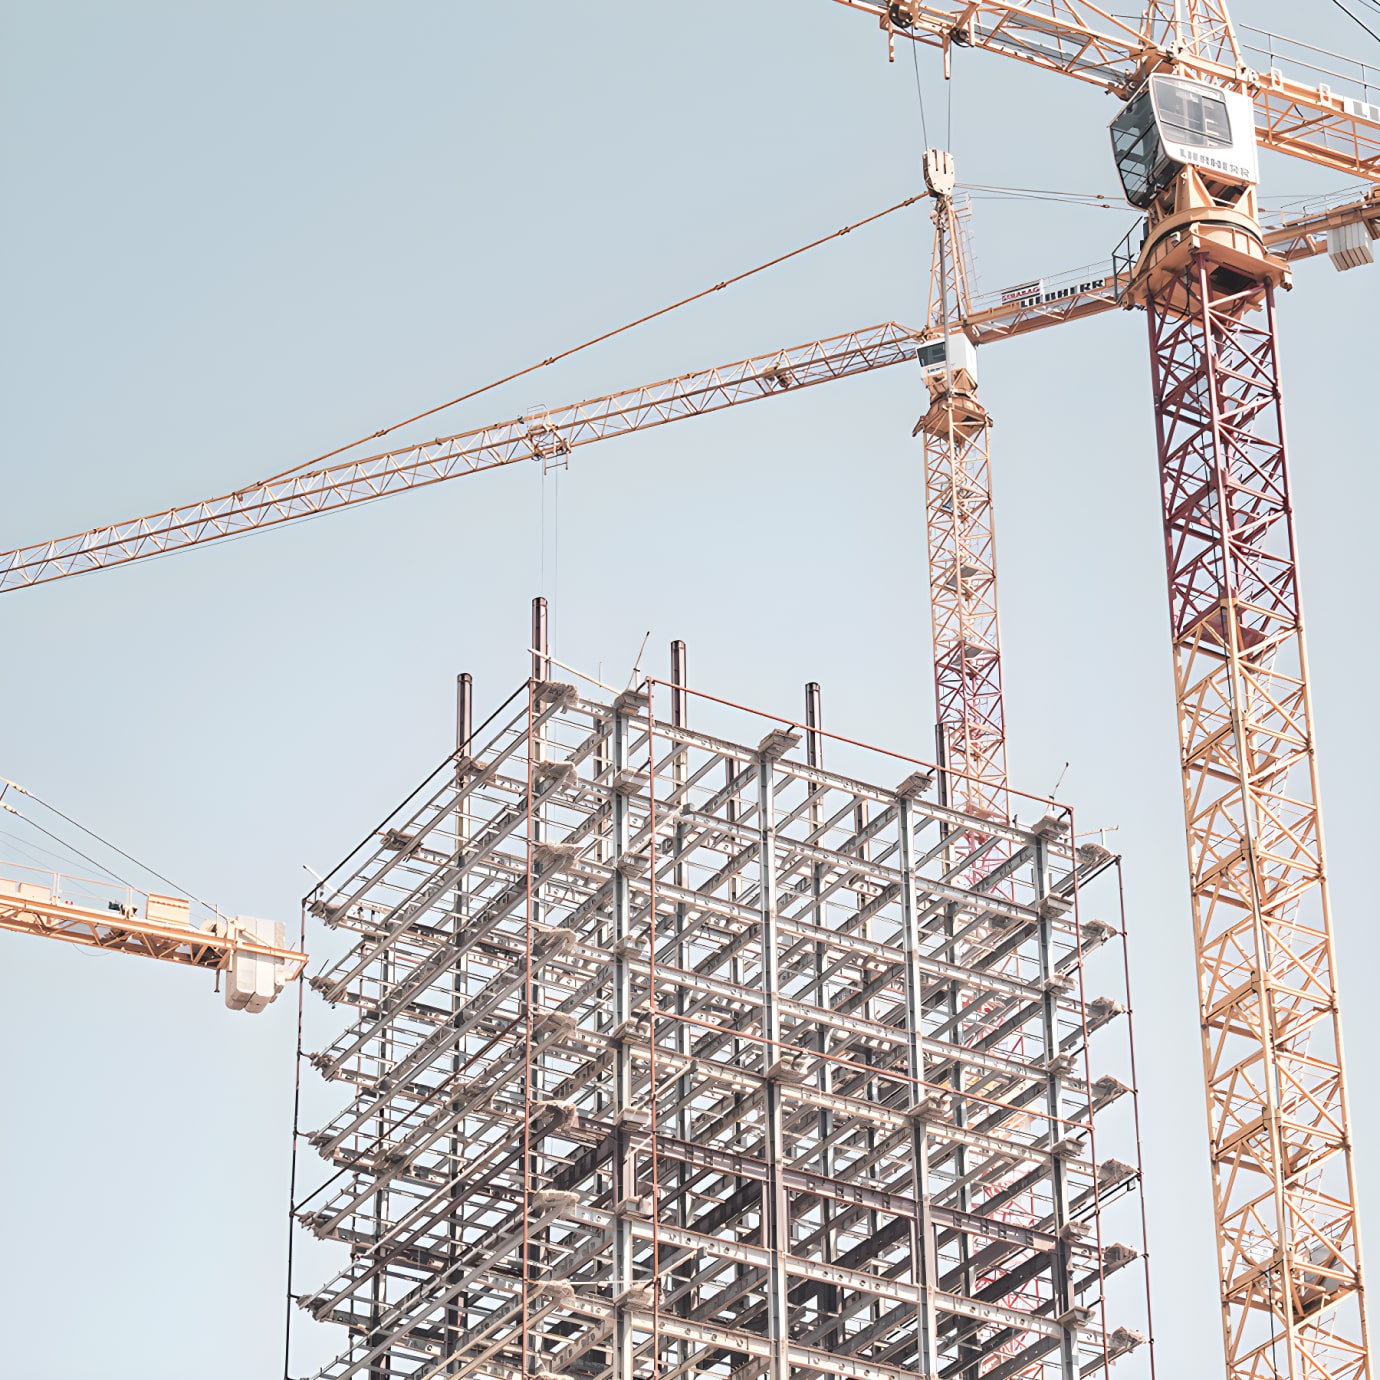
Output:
top-left (908, 38), bottom-right (931, 145)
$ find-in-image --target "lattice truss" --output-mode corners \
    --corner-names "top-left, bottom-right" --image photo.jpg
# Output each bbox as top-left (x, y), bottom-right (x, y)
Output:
top-left (1148, 258), bottom-right (1368, 1380)
top-left (295, 676), bottom-right (1151, 1380)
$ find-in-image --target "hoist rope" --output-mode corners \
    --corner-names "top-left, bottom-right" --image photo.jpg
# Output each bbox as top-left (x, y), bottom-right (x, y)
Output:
top-left (909, 40), bottom-right (931, 146)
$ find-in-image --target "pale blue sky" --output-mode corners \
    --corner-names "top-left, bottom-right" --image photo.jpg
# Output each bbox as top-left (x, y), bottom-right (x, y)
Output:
top-left (1, 3), bottom-right (1377, 1377)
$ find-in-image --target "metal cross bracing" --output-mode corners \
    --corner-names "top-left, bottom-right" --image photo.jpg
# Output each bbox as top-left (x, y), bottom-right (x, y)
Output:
top-left (293, 646), bottom-right (1153, 1380)
top-left (829, 1), bottom-right (1380, 1368)
top-left (1144, 253), bottom-right (1368, 1379)
top-left (1092, 0), bottom-right (1373, 1368)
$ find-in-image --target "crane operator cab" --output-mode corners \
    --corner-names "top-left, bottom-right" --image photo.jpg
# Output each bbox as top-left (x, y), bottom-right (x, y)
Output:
top-left (1110, 74), bottom-right (1258, 208)
top-left (1108, 74), bottom-right (1278, 296)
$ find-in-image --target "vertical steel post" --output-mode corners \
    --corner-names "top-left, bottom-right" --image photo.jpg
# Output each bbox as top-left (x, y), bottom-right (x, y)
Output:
top-left (456, 673), bottom-right (473, 764)
top-left (610, 687), bottom-right (636, 1380)
top-left (803, 682), bottom-right (838, 1338)
top-left (758, 739), bottom-right (791, 1380)
top-left (897, 785), bottom-right (940, 1379)
top-left (671, 640), bottom-right (688, 731)
top-left (1034, 832), bottom-right (1078, 1378)
top-left (669, 643), bottom-right (692, 1370)
top-left (531, 597), bottom-right (550, 684)
top-left (445, 671), bottom-right (474, 1372)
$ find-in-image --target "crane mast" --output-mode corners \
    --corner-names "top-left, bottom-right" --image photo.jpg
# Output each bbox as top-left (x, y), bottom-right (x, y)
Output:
top-left (915, 153), bottom-right (1009, 826)
top-left (1118, 5), bottom-right (1370, 1377)
top-left (848, 4), bottom-right (1377, 1373)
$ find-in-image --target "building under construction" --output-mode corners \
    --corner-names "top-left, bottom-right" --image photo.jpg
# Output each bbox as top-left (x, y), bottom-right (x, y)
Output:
top-left (293, 639), bottom-right (1152, 1380)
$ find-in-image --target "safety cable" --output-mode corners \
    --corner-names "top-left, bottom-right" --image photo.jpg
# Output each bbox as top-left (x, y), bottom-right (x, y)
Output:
top-left (251, 193), bottom-right (929, 489)
top-left (1326, 0), bottom-right (1380, 47)
top-left (1, 777), bottom-right (219, 912)
top-left (0, 800), bottom-right (132, 890)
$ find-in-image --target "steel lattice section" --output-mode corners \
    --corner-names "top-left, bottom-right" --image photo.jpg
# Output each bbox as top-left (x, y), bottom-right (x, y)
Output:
top-left (294, 674), bottom-right (1151, 1380)
top-left (920, 400), bottom-right (1007, 826)
top-left (845, 2), bottom-right (1380, 178)
top-left (917, 187), bottom-right (1008, 832)
top-left (0, 324), bottom-right (925, 593)
top-left (1146, 257), bottom-right (1370, 1380)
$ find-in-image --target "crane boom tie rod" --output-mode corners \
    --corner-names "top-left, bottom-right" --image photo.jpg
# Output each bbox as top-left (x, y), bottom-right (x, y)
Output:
top-left (235, 192), bottom-right (926, 488)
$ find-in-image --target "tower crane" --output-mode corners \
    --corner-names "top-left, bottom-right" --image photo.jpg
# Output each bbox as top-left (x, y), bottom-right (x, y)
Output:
top-left (0, 5), bottom-right (1376, 1373)
top-left (829, 6), bottom-right (1378, 1378)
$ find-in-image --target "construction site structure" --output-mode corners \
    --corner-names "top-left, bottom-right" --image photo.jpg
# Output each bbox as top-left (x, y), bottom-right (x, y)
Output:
top-left (291, 622), bottom-right (1151, 1380)
top-left (2, 6), bottom-right (1376, 1374)
top-left (867, 6), bottom-right (1377, 1374)
top-left (1106, 24), bottom-right (1369, 1380)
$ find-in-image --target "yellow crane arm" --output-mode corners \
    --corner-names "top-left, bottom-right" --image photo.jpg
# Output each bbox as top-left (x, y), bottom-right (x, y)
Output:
top-left (830, 1), bottom-right (1380, 179)
top-left (0, 871), bottom-right (306, 1011)
top-left (0, 323), bottom-right (926, 592)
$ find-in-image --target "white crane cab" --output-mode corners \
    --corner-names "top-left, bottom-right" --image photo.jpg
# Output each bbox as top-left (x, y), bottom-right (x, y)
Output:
top-left (1110, 74), bottom-right (1259, 209)
top-left (1109, 74), bottom-right (1278, 298)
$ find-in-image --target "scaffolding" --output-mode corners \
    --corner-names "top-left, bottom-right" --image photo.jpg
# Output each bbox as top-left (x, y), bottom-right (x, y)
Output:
top-left (293, 643), bottom-right (1153, 1380)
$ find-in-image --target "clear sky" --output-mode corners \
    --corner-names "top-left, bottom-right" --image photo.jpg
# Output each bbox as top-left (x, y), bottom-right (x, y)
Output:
top-left (1, 3), bottom-right (1377, 1377)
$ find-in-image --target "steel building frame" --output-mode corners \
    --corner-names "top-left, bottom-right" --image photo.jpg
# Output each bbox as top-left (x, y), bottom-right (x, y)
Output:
top-left (294, 664), bottom-right (1151, 1380)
